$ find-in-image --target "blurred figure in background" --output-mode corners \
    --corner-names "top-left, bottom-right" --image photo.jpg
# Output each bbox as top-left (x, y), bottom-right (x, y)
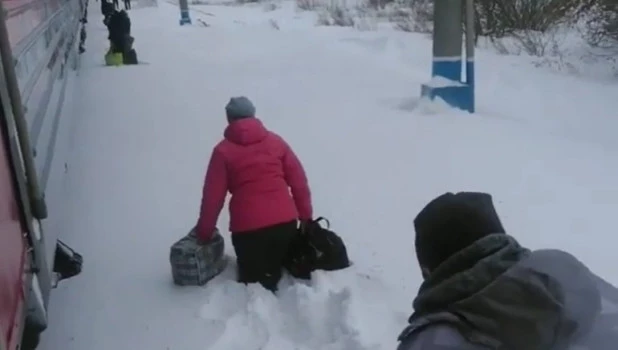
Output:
top-left (100, 0), bottom-right (114, 24)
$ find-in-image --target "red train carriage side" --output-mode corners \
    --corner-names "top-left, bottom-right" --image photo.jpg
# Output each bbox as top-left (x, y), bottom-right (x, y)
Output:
top-left (0, 119), bottom-right (27, 350)
top-left (0, 0), bottom-right (85, 348)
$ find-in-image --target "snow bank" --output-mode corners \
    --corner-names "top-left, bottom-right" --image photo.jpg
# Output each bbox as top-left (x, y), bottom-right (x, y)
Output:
top-left (426, 75), bottom-right (464, 87)
top-left (198, 270), bottom-right (405, 350)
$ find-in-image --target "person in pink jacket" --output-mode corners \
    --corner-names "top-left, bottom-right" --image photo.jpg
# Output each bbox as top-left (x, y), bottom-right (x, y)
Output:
top-left (196, 96), bottom-right (313, 292)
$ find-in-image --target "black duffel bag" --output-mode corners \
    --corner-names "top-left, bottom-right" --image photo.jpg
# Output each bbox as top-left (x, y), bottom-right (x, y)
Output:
top-left (284, 217), bottom-right (350, 279)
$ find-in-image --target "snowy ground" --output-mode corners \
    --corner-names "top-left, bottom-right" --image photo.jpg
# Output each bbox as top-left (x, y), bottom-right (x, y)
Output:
top-left (40, 1), bottom-right (618, 349)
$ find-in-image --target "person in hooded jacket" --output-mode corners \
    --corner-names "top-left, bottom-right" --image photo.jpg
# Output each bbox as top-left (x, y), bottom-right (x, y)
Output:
top-left (107, 10), bottom-right (131, 54)
top-left (101, 0), bottom-right (115, 24)
top-left (397, 191), bottom-right (618, 350)
top-left (196, 96), bottom-right (313, 293)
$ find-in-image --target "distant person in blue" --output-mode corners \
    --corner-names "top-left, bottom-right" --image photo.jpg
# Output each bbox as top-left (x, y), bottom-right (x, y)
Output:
top-left (397, 192), bottom-right (618, 349)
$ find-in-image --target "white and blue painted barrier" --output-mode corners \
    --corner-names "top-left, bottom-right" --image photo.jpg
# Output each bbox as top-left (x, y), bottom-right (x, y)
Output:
top-left (421, 0), bottom-right (475, 113)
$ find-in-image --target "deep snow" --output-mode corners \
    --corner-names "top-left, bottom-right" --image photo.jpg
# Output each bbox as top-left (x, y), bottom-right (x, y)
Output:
top-left (41, 1), bottom-right (618, 349)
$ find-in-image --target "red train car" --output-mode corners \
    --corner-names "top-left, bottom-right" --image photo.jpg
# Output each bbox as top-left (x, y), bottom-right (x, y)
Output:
top-left (0, 0), bottom-right (85, 348)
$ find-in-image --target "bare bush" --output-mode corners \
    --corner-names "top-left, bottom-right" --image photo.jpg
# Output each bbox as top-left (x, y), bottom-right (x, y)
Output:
top-left (354, 9), bottom-right (379, 31)
top-left (296, 0), bottom-right (322, 11)
top-left (467, 0), bottom-right (599, 58)
top-left (583, 0), bottom-right (618, 49)
top-left (317, 1), bottom-right (355, 26)
top-left (366, 0), bottom-right (394, 9)
top-left (474, 0), bottom-right (590, 39)
top-left (388, 0), bottom-right (433, 33)
top-left (533, 55), bottom-right (579, 74)
top-left (513, 29), bottom-right (563, 56)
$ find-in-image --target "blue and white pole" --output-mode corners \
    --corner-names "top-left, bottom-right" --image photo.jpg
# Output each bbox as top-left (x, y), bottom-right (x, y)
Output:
top-left (420, 0), bottom-right (475, 113)
top-left (179, 0), bottom-right (192, 25)
top-left (464, 0), bottom-right (475, 105)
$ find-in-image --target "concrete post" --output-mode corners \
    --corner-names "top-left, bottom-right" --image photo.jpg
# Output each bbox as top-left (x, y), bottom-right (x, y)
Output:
top-left (464, 0), bottom-right (475, 88)
top-left (420, 0), bottom-right (475, 113)
top-left (431, 0), bottom-right (463, 81)
top-left (179, 0), bottom-right (192, 25)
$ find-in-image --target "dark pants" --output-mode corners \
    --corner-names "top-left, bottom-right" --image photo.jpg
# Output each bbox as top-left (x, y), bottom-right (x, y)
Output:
top-left (232, 221), bottom-right (297, 292)
top-left (124, 0), bottom-right (130, 9)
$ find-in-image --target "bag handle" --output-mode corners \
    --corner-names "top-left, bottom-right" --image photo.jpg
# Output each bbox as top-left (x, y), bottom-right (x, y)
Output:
top-left (299, 217), bottom-right (330, 235)
top-left (313, 216), bottom-right (330, 229)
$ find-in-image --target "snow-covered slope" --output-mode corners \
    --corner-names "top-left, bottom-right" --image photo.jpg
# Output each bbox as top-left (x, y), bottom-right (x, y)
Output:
top-left (40, 1), bottom-right (618, 349)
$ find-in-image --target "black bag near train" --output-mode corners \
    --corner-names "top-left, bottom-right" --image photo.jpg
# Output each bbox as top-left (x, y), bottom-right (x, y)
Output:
top-left (284, 217), bottom-right (350, 279)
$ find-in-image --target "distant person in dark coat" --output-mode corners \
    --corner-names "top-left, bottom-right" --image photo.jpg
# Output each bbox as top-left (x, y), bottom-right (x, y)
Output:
top-left (107, 10), bottom-right (131, 54)
top-left (101, 0), bottom-right (114, 24)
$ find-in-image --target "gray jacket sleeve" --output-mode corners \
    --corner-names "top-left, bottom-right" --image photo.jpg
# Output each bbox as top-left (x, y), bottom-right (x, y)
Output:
top-left (397, 324), bottom-right (489, 350)
top-left (572, 272), bottom-right (618, 349)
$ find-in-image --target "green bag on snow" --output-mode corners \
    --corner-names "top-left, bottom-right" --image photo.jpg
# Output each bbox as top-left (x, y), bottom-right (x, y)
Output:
top-left (105, 51), bottom-right (123, 66)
